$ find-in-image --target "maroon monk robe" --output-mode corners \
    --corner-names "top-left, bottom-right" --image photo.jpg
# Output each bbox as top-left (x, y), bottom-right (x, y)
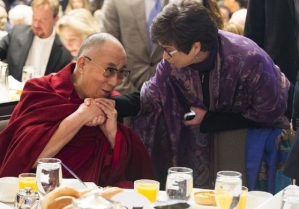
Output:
top-left (0, 63), bottom-right (153, 188)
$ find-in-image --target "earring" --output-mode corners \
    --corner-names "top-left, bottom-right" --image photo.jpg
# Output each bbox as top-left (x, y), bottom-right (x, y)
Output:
top-left (195, 55), bottom-right (198, 59)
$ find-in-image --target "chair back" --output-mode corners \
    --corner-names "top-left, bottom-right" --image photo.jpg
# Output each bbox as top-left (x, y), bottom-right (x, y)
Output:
top-left (0, 114), bottom-right (10, 132)
top-left (214, 129), bottom-right (248, 186)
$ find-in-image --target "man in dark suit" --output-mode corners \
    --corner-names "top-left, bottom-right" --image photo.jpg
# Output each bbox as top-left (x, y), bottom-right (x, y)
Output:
top-left (247, 0), bottom-right (299, 186)
top-left (244, 0), bottom-right (298, 85)
top-left (0, 0), bottom-right (72, 81)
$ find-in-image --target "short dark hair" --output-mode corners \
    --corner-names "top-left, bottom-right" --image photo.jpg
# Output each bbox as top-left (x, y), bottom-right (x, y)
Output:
top-left (151, 0), bottom-right (218, 53)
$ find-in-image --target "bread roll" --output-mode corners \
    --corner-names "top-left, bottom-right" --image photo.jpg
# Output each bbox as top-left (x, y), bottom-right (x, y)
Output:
top-left (42, 186), bottom-right (123, 209)
top-left (41, 187), bottom-right (80, 209)
top-left (46, 196), bottom-right (74, 209)
top-left (98, 187), bottom-right (123, 199)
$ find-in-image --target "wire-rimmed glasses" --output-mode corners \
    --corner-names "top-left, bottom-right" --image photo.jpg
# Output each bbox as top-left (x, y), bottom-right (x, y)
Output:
top-left (84, 56), bottom-right (130, 79)
top-left (161, 47), bottom-right (178, 58)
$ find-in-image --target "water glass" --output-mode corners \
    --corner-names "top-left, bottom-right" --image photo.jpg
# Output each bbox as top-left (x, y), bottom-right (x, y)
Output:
top-left (215, 171), bottom-right (242, 209)
top-left (36, 158), bottom-right (62, 197)
top-left (281, 185), bottom-right (299, 209)
top-left (166, 167), bottom-right (193, 201)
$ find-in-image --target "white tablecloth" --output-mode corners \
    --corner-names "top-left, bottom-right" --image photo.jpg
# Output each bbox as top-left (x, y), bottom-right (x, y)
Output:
top-left (2, 180), bottom-right (285, 209)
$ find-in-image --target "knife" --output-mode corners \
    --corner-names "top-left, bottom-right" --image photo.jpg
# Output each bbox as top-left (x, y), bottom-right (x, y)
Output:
top-left (61, 162), bottom-right (88, 188)
top-left (154, 202), bottom-right (190, 209)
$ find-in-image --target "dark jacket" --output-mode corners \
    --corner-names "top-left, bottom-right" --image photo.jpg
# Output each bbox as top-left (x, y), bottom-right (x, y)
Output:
top-left (244, 0), bottom-right (299, 85)
top-left (284, 130), bottom-right (299, 183)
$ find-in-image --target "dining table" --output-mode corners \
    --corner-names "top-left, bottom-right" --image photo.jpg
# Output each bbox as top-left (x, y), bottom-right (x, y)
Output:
top-left (0, 177), bottom-right (283, 209)
top-left (0, 178), bottom-right (219, 209)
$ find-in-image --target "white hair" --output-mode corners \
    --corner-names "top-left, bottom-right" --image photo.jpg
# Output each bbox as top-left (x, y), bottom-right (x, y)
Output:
top-left (229, 8), bottom-right (247, 27)
top-left (8, 5), bottom-right (33, 27)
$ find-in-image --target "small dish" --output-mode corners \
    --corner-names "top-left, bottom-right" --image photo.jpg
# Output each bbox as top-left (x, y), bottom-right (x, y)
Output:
top-left (194, 190), bottom-right (216, 207)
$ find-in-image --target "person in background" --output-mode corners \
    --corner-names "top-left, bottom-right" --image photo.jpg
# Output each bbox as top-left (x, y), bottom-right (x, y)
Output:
top-left (284, 131), bottom-right (299, 186)
top-left (0, 33), bottom-right (153, 188)
top-left (244, 0), bottom-right (296, 135)
top-left (131, 0), bottom-right (291, 192)
top-left (218, 4), bottom-right (231, 23)
top-left (0, 0), bottom-right (72, 82)
top-left (56, 8), bottom-right (99, 59)
top-left (244, 0), bottom-right (297, 86)
top-left (229, 6), bottom-right (246, 26)
top-left (278, 0), bottom-right (299, 186)
top-left (0, 5), bottom-right (7, 39)
top-left (8, 4), bottom-right (32, 27)
top-left (223, 0), bottom-right (246, 13)
top-left (223, 21), bottom-right (243, 35)
top-left (91, 0), bottom-right (104, 14)
top-left (64, 0), bottom-right (91, 14)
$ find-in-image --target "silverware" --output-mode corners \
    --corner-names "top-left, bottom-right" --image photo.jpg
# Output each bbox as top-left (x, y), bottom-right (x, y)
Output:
top-left (61, 162), bottom-right (88, 188)
top-left (153, 202), bottom-right (190, 209)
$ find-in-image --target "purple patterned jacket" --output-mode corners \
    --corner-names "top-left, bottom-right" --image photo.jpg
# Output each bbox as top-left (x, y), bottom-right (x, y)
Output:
top-left (131, 30), bottom-right (290, 188)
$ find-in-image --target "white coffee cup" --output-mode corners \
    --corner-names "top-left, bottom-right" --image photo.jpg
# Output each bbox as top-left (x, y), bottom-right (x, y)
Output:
top-left (0, 177), bottom-right (19, 203)
top-left (246, 190), bottom-right (273, 209)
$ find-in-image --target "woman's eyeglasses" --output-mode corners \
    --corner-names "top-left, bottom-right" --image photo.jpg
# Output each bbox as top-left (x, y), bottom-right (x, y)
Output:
top-left (84, 56), bottom-right (130, 79)
top-left (161, 47), bottom-right (178, 58)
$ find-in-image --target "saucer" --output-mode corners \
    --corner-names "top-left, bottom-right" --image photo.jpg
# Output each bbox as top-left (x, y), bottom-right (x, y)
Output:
top-left (0, 195), bottom-right (15, 203)
top-left (111, 190), bottom-right (151, 209)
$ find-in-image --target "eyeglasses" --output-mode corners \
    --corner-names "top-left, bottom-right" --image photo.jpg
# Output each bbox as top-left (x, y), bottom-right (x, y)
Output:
top-left (162, 47), bottom-right (178, 58)
top-left (84, 56), bottom-right (130, 79)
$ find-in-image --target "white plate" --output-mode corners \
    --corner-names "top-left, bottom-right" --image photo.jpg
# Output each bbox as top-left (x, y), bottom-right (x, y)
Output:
top-left (111, 190), bottom-right (151, 209)
top-left (0, 196), bottom-right (15, 204)
top-left (0, 202), bottom-right (12, 209)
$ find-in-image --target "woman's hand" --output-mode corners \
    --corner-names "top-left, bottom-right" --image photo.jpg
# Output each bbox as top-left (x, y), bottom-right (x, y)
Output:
top-left (182, 106), bottom-right (207, 128)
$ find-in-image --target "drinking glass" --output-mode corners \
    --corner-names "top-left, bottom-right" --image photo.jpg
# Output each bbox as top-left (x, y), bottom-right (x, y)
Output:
top-left (0, 61), bottom-right (9, 102)
top-left (36, 158), bottom-right (62, 198)
top-left (215, 171), bottom-right (242, 209)
top-left (134, 179), bottom-right (160, 203)
top-left (281, 185), bottom-right (299, 209)
top-left (165, 167), bottom-right (193, 201)
top-left (19, 173), bottom-right (38, 192)
top-left (236, 186), bottom-right (248, 209)
top-left (22, 66), bottom-right (35, 83)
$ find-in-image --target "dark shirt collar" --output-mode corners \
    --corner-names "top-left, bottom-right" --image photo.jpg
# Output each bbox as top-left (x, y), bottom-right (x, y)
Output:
top-left (189, 42), bottom-right (218, 73)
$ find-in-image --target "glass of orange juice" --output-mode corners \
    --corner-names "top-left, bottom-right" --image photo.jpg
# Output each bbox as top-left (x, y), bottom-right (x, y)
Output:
top-left (19, 173), bottom-right (38, 192)
top-left (236, 186), bottom-right (248, 209)
top-left (134, 179), bottom-right (160, 203)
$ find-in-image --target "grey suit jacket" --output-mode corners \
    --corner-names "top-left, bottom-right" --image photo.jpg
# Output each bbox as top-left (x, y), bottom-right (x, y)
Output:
top-left (0, 25), bottom-right (73, 81)
top-left (100, 0), bottom-right (167, 94)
